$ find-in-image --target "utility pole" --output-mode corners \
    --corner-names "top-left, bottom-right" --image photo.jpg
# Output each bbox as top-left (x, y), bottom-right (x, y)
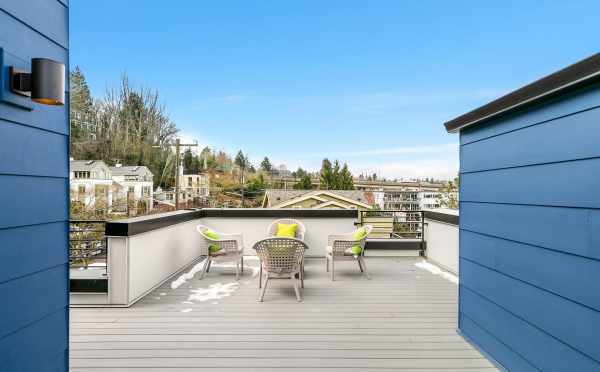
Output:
top-left (155, 139), bottom-right (197, 210)
top-left (173, 139), bottom-right (198, 210)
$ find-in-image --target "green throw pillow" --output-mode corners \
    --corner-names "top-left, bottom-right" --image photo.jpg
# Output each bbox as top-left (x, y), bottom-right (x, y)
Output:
top-left (203, 229), bottom-right (222, 253)
top-left (351, 227), bottom-right (368, 255)
top-left (276, 223), bottom-right (298, 238)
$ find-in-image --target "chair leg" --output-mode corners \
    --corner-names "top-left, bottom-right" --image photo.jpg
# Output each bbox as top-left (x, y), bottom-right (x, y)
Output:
top-left (301, 260), bottom-right (304, 289)
top-left (326, 256), bottom-right (329, 272)
top-left (241, 256), bottom-right (244, 274)
top-left (206, 260), bottom-right (212, 273)
top-left (258, 273), bottom-right (269, 302)
top-left (199, 258), bottom-right (210, 280)
top-left (235, 260), bottom-right (239, 281)
top-left (259, 265), bottom-right (262, 288)
top-left (357, 258), bottom-right (364, 272)
top-left (293, 276), bottom-right (302, 302)
top-left (359, 256), bottom-right (370, 279)
top-left (331, 257), bottom-right (335, 281)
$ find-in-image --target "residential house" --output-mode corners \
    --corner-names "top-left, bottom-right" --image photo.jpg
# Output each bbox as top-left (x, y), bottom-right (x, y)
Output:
top-left (110, 164), bottom-right (154, 211)
top-left (154, 173), bottom-right (210, 207)
top-left (179, 173), bottom-right (210, 203)
top-left (262, 189), bottom-right (375, 210)
top-left (69, 160), bottom-right (113, 211)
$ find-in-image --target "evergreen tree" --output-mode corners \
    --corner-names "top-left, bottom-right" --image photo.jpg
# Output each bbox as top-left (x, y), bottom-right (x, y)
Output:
top-left (182, 148), bottom-right (194, 174)
top-left (69, 66), bottom-right (94, 148)
top-left (294, 167), bottom-right (307, 179)
top-left (234, 151), bottom-right (248, 207)
top-left (319, 158), bottom-right (334, 190)
top-left (332, 160), bottom-right (341, 189)
top-left (294, 174), bottom-right (313, 190)
top-left (340, 163), bottom-right (355, 190)
top-left (260, 157), bottom-right (272, 172)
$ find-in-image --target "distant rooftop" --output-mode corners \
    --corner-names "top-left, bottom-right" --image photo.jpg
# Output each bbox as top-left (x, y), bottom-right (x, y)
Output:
top-left (263, 189), bottom-right (375, 208)
top-left (110, 165), bottom-right (153, 177)
top-left (70, 160), bottom-right (108, 172)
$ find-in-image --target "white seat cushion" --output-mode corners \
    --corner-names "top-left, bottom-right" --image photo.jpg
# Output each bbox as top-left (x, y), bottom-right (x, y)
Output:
top-left (326, 245), bottom-right (355, 256)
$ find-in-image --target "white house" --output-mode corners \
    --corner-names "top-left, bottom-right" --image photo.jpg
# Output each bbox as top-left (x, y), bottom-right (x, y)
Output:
top-left (69, 160), bottom-right (113, 211)
top-left (110, 164), bottom-right (154, 211)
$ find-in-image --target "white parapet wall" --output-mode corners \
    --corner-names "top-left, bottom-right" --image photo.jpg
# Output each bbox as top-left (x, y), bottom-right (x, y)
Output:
top-left (108, 219), bottom-right (205, 306)
top-left (423, 209), bottom-right (459, 275)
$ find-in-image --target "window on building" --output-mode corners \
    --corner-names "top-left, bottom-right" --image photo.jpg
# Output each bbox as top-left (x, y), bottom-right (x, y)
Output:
top-left (78, 185), bottom-right (85, 194)
top-left (188, 178), bottom-right (192, 187)
top-left (128, 186), bottom-right (135, 193)
top-left (74, 171), bottom-right (90, 179)
top-left (142, 186), bottom-right (151, 197)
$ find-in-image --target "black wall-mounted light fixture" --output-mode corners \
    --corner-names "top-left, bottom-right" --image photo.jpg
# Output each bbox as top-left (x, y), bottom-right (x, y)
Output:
top-left (10, 58), bottom-right (65, 106)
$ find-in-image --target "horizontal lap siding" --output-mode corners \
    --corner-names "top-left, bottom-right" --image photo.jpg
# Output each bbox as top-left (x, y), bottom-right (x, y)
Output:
top-left (0, 1), bottom-right (69, 371)
top-left (458, 83), bottom-right (600, 371)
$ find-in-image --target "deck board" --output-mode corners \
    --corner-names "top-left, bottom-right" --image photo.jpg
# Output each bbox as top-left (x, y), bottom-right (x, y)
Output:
top-left (70, 257), bottom-right (497, 371)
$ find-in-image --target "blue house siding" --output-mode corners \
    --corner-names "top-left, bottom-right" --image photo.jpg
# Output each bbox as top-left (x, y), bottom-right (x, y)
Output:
top-left (0, 1), bottom-right (69, 371)
top-left (459, 82), bottom-right (600, 371)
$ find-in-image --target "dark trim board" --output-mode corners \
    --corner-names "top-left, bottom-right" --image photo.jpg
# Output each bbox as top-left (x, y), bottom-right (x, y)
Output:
top-left (365, 238), bottom-right (424, 251)
top-left (423, 210), bottom-right (459, 225)
top-left (445, 53), bottom-right (600, 133)
top-left (105, 210), bottom-right (204, 236)
top-left (106, 208), bottom-right (358, 237)
top-left (69, 278), bottom-right (108, 293)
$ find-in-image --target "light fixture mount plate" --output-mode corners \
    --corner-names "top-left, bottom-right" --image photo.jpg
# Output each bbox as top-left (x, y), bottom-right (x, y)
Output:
top-left (0, 48), bottom-right (33, 111)
top-left (9, 66), bottom-right (31, 98)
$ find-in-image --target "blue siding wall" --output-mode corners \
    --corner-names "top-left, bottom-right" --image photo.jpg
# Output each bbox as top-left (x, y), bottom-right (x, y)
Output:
top-left (459, 83), bottom-right (600, 371)
top-left (0, 1), bottom-right (69, 371)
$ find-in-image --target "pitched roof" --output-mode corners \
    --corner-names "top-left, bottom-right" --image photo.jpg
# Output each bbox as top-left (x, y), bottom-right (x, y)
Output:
top-left (110, 165), bottom-right (153, 177)
top-left (70, 160), bottom-right (108, 172)
top-left (263, 189), bottom-right (374, 208)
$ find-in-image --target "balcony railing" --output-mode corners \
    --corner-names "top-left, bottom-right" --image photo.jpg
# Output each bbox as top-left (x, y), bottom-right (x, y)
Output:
top-left (69, 220), bottom-right (108, 292)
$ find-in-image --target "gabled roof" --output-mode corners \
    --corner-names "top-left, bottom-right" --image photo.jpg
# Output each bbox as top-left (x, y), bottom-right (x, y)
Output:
top-left (444, 53), bottom-right (600, 133)
top-left (110, 165), bottom-right (153, 177)
top-left (70, 160), bottom-right (109, 172)
top-left (263, 189), bottom-right (374, 209)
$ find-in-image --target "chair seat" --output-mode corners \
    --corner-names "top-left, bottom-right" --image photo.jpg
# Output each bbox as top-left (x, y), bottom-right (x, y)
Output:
top-left (326, 245), bottom-right (358, 257)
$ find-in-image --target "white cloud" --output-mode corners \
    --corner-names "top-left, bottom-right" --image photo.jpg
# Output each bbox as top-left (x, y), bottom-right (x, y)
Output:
top-left (352, 158), bottom-right (458, 180)
top-left (312, 143), bottom-right (458, 158)
top-left (274, 143), bottom-right (459, 180)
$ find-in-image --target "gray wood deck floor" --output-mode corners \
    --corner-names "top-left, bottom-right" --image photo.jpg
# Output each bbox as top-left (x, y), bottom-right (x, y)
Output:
top-left (70, 257), bottom-right (497, 371)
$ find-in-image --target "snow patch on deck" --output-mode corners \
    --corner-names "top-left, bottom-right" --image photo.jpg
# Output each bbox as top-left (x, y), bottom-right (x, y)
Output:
top-left (415, 260), bottom-right (458, 284)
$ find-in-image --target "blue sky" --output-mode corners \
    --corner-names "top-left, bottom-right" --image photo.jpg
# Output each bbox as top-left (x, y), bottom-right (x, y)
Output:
top-left (70, 1), bottom-right (599, 180)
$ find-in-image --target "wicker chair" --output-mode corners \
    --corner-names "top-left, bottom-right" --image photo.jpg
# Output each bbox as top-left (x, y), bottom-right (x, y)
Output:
top-left (196, 225), bottom-right (244, 280)
top-left (326, 225), bottom-right (373, 281)
top-left (253, 238), bottom-right (307, 302)
top-left (266, 219), bottom-right (308, 287)
top-left (266, 219), bottom-right (306, 241)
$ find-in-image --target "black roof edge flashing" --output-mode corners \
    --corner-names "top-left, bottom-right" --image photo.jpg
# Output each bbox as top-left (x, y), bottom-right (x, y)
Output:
top-left (105, 208), bottom-right (359, 237)
top-left (444, 52), bottom-right (600, 133)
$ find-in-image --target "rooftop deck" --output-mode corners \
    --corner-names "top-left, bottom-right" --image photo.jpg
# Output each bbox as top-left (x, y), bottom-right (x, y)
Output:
top-left (70, 257), bottom-right (496, 371)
